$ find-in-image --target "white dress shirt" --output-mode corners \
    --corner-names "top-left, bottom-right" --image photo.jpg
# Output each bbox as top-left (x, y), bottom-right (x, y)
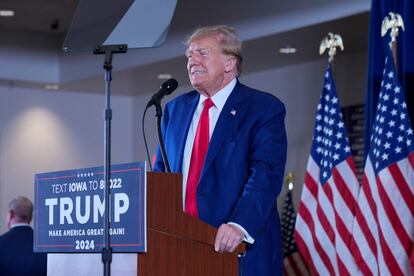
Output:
top-left (11, 223), bottom-right (31, 229)
top-left (182, 78), bottom-right (254, 244)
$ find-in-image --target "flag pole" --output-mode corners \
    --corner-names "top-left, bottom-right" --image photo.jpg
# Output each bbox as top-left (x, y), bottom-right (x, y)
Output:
top-left (381, 12), bottom-right (405, 73)
top-left (319, 32), bottom-right (344, 77)
top-left (284, 171), bottom-right (295, 191)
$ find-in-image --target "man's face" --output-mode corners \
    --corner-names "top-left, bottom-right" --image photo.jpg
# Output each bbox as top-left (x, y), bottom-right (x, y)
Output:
top-left (186, 36), bottom-right (229, 96)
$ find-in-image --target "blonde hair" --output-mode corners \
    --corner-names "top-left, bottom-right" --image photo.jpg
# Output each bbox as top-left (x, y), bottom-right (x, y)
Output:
top-left (185, 25), bottom-right (243, 76)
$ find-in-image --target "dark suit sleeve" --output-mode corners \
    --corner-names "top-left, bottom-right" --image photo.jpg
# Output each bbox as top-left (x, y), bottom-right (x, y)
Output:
top-left (228, 99), bottom-right (287, 238)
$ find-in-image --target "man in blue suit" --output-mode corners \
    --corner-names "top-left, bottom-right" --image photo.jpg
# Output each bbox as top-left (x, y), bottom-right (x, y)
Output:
top-left (0, 196), bottom-right (47, 276)
top-left (154, 25), bottom-right (287, 275)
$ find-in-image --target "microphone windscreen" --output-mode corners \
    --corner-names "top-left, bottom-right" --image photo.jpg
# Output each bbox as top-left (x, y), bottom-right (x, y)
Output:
top-left (162, 78), bottom-right (178, 95)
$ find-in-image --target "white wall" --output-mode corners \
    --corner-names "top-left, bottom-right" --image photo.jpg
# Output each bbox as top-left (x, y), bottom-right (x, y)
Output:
top-left (0, 86), bottom-right (135, 233)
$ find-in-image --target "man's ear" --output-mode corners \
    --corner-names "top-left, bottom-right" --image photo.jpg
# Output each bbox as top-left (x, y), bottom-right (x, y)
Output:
top-left (224, 57), bottom-right (237, 73)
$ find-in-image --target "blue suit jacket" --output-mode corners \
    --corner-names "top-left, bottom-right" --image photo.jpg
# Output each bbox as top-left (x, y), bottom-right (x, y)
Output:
top-left (154, 80), bottom-right (287, 275)
top-left (0, 225), bottom-right (47, 276)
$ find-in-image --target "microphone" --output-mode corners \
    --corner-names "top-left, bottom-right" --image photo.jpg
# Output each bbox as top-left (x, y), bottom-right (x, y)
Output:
top-left (146, 78), bottom-right (178, 108)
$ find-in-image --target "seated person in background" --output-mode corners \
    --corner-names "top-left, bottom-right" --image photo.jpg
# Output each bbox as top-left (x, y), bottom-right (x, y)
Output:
top-left (0, 196), bottom-right (47, 276)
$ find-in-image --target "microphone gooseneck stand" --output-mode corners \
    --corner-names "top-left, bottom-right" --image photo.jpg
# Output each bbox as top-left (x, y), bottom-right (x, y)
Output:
top-left (93, 44), bottom-right (127, 276)
top-left (154, 102), bottom-right (171, 173)
top-left (143, 78), bottom-right (177, 173)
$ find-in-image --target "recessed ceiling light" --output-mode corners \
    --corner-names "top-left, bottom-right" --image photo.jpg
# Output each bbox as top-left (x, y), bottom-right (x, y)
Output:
top-left (157, 73), bottom-right (172, 80)
top-left (279, 46), bottom-right (297, 54)
top-left (45, 84), bottom-right (59, 90)
top-left (0, 10), bottom-right (15, 17)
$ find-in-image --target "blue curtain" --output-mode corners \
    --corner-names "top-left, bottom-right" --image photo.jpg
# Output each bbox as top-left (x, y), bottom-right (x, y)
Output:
top-left (365, 0), bottom-right (414, 157)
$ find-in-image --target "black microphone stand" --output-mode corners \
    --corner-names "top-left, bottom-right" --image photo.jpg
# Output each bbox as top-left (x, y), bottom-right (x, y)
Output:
top-left (93, 44), bottom-right (127, 276)
top-left (154, 102), bottom-right (171, 172)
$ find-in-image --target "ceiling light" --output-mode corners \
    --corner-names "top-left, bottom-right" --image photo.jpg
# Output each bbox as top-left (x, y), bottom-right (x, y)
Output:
top-left (45, 84), bottom-right (59, 90)
top-left (0, 10), bottom-right (15, 17)
top-left (157, 74), bottom-right (172, 80)
top-left (279, 46), bottom-right (297, 54)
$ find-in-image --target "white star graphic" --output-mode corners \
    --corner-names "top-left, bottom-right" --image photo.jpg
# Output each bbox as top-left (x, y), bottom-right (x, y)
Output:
top-left (385, 83), bottom-right (392, 90)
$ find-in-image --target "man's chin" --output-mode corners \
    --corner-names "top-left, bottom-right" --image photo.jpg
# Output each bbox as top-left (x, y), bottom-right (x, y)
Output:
top-left (190, 79), bottom-right (204, 90)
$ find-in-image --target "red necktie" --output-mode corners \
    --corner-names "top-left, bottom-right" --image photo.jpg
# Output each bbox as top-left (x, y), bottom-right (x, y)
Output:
top-left (185, 98), bottom-right (214, 217)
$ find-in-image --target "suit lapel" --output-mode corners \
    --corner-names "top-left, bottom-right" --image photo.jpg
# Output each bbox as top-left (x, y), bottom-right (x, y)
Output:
top-left (199, 81), bottom-right (247, 183)
top-left (172, 92), bottom-right (199, 172)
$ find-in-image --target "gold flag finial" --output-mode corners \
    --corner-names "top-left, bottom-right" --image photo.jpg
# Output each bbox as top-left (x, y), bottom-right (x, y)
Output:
top-left (381, 12), bottom-right (405, 42)
top-left (319, 32), bottom-right (344, 63)
top-left (285, 172), bottom-right (295, 191)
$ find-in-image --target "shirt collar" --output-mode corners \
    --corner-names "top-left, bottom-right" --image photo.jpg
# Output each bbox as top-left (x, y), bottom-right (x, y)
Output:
top-left (198, 78), bottom-right (236, 111)
top-left (11, 223), bottom-right (31, 229)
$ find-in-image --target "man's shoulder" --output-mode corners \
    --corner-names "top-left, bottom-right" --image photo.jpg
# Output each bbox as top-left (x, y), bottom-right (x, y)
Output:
top-left (237, 82), bottom-right (285, 111)
top-left (165, 90), bottom-right (199, 113)
top-left (0, 229), bottom-right (14, 246)
top-left (0, 231), bottom-right (6, 243)
top-left (167, 90), bottom-right (198, 104)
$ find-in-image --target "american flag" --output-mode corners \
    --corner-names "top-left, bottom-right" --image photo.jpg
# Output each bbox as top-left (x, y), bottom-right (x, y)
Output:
top-left (295, 65), bottom-right (361, 275)
top-left (350, 50), bottom-right (414, 275)
top-left (281, 187), bottom-right (310, 276)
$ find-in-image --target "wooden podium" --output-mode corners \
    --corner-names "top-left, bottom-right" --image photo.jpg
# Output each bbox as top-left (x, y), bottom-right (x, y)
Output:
top-left (138, 172), bottom-right (245, 275)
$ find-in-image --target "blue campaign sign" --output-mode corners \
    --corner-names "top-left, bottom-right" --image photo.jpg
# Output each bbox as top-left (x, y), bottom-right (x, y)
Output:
top-left (33, 162), bottom-right (146, 253)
